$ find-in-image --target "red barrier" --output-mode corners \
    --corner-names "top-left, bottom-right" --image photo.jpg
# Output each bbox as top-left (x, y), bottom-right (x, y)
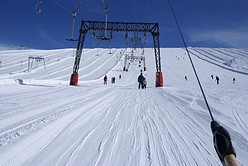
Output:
top-left (156, 72), bottom-right (163, 87)
top-left (70, 73), bottom-right (78, 86)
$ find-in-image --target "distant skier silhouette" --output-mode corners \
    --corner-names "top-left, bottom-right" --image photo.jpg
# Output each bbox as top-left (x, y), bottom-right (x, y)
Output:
top-left (103, 75), bottom-right (108, 85)
top-left (143, 78), bottom-right (147, 89)
top-left (111, 77), bottom-right (115, 84)
top-left (137, 73), bottom-right (145, 89)
top-left (215, 76), bottom-right (219, 84)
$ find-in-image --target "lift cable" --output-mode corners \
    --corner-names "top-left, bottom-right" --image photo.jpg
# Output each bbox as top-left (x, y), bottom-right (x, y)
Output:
top-left (35, 0), bottom-right (81, 41)
top-left (167, 0), bottom-right (214, 121)
top-left (54, 0), bottom-right (71, 13)
top-left (35, 0), bottom-right (69, 18)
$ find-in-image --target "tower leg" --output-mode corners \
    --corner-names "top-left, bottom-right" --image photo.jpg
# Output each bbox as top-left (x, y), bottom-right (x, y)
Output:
top-left (70, 73), bottom-right (78, 86)
top-left (156, 72), bottom-right (163, 87)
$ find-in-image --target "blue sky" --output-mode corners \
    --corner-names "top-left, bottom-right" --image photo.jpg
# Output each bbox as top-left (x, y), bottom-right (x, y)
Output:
top-left (0, 0), bottom-right (247, 49)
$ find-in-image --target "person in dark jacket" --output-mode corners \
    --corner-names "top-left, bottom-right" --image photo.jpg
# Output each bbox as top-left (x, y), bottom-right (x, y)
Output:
top-left (215, 76), bottom-right (219, 84)
top-left (137, 73), bottom-right (145, 89)
top-left (103, 75), bottom-right (108, 84)
top-left (143, 78), bottom-right (147, 89)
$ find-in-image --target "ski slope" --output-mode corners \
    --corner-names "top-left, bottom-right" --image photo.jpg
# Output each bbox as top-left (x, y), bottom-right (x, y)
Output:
top-left (0, 47), bottom-right (248, 165)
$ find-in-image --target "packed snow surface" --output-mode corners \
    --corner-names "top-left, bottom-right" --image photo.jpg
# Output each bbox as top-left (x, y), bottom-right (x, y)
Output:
top-left (0, 47), bottom-right (248, 165)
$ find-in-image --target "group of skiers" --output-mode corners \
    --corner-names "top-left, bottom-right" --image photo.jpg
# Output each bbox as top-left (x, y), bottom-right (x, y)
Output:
top-left (103, 74), bottom-right (121, 85)
top-left (105, 73), bottom-right (235, 88)
top-left (211, 75), bottom-right (236, 85)
top-left (137, 73), bottom-right (147, 89)
top-left (103, 73), bottom-right (147, 89)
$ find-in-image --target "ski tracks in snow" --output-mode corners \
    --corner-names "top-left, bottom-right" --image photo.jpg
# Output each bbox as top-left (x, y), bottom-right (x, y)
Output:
top-left (221, 91), bottom-right (248, 161)
top-left (1, 84), bottom-right (246, 165)
top-left (0, 86), bottom-right (116, 165)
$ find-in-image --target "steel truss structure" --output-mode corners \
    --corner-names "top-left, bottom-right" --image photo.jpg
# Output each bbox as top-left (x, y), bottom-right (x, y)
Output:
top-left (28, 56), bottom-right (46, 70)
top-left (70, 20), bottom-right (163, 87)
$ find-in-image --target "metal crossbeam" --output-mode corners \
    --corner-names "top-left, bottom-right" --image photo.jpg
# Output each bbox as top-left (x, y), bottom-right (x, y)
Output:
top-left (81, 21), bottom-right (159, 33)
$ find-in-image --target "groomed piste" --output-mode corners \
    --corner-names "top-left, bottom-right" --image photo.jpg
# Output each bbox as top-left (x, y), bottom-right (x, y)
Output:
top-left (0, 47), bottom-right (248, 165)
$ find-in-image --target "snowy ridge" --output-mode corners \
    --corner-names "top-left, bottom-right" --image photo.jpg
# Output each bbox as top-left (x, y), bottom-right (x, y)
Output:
top-left (0, 47), bottom-right (247, 165)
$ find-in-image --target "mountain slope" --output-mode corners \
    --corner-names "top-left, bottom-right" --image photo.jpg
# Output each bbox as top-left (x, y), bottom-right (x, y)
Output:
top-left (0, 47), bottom-right (247, 165)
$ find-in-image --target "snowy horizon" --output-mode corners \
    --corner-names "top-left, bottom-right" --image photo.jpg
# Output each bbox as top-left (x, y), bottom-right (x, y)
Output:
top-left (0, 47), bottom-right (247, 165)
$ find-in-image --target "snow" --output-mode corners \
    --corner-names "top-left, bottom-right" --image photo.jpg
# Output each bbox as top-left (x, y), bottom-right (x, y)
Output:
top-left (0, 47), bottom-right (247, 165)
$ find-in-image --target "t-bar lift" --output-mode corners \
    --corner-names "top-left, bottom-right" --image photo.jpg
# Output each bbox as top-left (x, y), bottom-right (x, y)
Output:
top-left (70, 20), bottom-right (163, 87)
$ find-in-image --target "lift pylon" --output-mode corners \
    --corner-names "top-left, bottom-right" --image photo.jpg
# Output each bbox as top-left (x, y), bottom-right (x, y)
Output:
top-left (70, 20), bottom-right (163, 87)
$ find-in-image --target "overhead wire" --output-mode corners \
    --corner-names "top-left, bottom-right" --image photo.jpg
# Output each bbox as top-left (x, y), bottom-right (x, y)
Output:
top-left (53, 0), bottom-right (72, 13)
top-left (167, 0), bottom-right (214, 121)
top-left (165, 2), bottom-right (241, 165)
top-left (36, 0), bottom-right (76, 18)
top-left (53, 0), bottom-right (82, 17)
top-left (73, 0), bottom-right (82, 12)
top-left (52, 0), bottom-right (82, 17)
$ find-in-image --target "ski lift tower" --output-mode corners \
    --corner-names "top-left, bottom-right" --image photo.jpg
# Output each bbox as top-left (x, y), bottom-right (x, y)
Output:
top-left (28, 56), bottom-right (46, 70)
top-left (70, 20), bottom-right (163, 87)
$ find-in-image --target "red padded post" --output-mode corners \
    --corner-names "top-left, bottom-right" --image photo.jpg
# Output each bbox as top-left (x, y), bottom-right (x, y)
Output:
top-left (156, 72), bottom-right (163, 87)
top-left (70, 73), bottom-right (78, 86)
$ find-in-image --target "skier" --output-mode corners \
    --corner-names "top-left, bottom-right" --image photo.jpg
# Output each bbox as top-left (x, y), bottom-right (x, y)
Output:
top-left (103, 75), bottom-right (108, 85)
top-left (143, 78), bottom-right (147, 89)
top-left (137, 73), bottom-right (145, 89)
top-left (211, 75), bottom-right (214, 79)
top-left (233, 78), bottom-right (235, 84)
top-left (185, 76), bottom-right (187, 81)
top-left (119, 75), bottom-right (121, 79)
top-left (111, 77), bottom-right (115, 84)
top-left (215, 76), bottom-right (219, 84)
